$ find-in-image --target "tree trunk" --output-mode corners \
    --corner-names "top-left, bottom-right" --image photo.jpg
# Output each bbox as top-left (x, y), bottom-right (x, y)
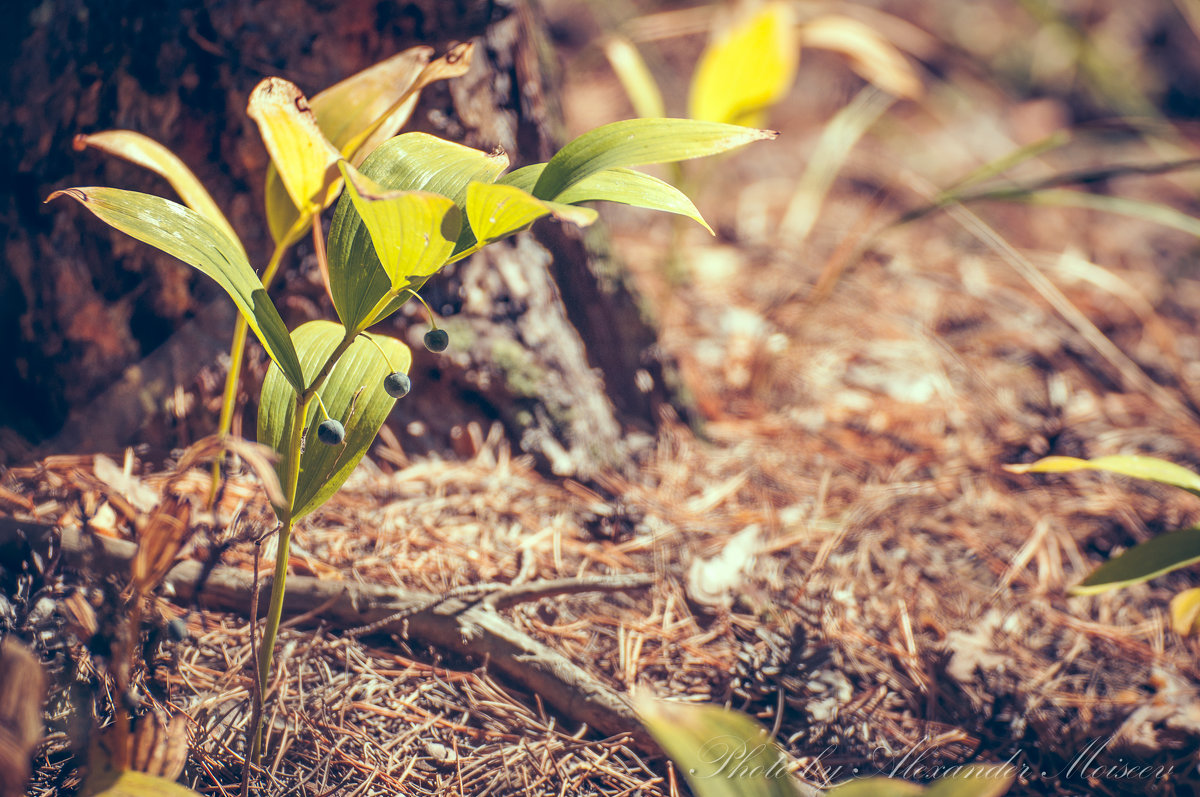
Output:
top-left (0, 0), bottom-right (681, 476)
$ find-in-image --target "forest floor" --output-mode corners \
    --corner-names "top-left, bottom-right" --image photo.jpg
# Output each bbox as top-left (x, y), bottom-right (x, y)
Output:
top-left (8, 1), bottom-right (1200, 795)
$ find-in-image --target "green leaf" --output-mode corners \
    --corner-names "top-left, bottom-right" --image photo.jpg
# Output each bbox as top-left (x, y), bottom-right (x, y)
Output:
top-left (1070, 526), bottom-right (1200, 595)
top-left (1006, 454), bottom-right (1200, 498)
top-left (826, 779), bottom-right (926, 796)
top-left (689, 2), bottom-right (799, 126)
top-left (326, 133), bottom-right (507, 331)
top-left (74, 130), bottom-right (243, 255)
top-left (465, 181), bottom-right (597, 244)
top-left (48, 187), bottom-right (304, 391)
top-left (257, 320), bottom-right (410, 520)
top-left (635, 695), bottom-right (800, 797)
top-left (339, 161), bottom-right (461, 292)
top-left (531, 118), bottom-right (777, 201)
top-left (83, 770), bottom-right (201, 797)
top-left (501, 165), bottom-right (711, 232)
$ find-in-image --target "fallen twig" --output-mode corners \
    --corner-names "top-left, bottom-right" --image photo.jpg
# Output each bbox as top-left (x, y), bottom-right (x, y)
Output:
top-left (3, 518), bottom-right (656, 751)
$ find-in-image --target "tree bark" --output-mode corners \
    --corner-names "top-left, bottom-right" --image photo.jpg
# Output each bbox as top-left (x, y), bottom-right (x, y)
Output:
top-left (1, 0), bottom-right (680, 476)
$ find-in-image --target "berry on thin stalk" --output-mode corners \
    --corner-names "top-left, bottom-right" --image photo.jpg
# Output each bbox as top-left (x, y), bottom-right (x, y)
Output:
top-left (424, 327), bottom-right (449, 353)
top-left (316, 419), bottom-right (345, 445)
top-left (384, 371), bottom-right (411, 398)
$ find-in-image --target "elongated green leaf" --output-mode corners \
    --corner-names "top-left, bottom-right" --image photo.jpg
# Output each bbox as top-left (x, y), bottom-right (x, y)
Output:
top-left (264, 44), bottom-right (474, 245)
top-left (1019, 189), bottom-right (1200, 240)
top-left (338, 161), bottom-right (460, 292)
top-left (1070, 526), bottom-right (1200, 595)
top-left (689, 2), bottom-right (799, 126)
top-left (49, 187), bottom-right (303, 391)
top-left (257, 320), bottom-right (410, 520)
top-left (74, 130), bottom-right (243, 254)
top-left (635, 695), bottom-right (799, 797)
top-left (531, 118), bottom-right (777, 201)
top-left (501, 165), bottom-right (711, 231)
top-left (327, 133), bottom-right (507, 331)
top-left (1006, 455), bottom-right (1200, 498)
top-left (465, 182), bottom-right (596, 244)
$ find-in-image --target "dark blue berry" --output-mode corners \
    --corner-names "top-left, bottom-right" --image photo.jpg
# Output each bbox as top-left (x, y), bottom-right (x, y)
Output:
top-left (384, 371), bottom-right (411, 398)
top-left (316, 419), bottom-right (345, 445)
top-left (424, 328), bottom-right (449, 353)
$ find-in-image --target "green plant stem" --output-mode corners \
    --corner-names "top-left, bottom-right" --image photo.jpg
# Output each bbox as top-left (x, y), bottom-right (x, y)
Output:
top-left (250, 329), bottom-right (355, 763)
top-left (207, 240), bottom-right (292, 507)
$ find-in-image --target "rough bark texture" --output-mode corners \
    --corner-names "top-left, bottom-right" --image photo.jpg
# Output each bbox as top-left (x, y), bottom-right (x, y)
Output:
top-left (1, 0), bottom-right (679, 476)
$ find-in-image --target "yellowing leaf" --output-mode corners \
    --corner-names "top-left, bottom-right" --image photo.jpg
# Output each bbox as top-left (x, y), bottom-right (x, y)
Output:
top-left (263, 44), bottom-right (475, 245)
top-left (73, 130), bottom-right (242, 254)
top-left (248, 77), bottom-right (342, 217)
top-left (688, 2), bottom-right (799, 126)
top-left (327, 133), bottom-right (508, 332)
top-left (1005, 454), bottom-right (1200, 497)
top-left (465, 182), bottom-right (596, 245)
top-left (1170, 587), bottom-right (1200, 636)
top-left (801, 15), bottom-right (922, 100)
top-left (341, 42), bottom-right (475, 164)
top-left (338, 161), bottom-right (461, 295)
top-left (603, 36), bottom-right (665, 119)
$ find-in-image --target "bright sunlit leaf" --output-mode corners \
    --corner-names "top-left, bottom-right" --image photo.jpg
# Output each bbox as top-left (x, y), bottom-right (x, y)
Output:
top-left (248, 78), bottom-right (342, 220)
top-left (257, 320), bottom-right (410, 520)
top-left (327, 133), bottom-right (508, 331)
top-left (73, 130), bottom-right (242, 254)
top-left (531, 118), bottom-right (777, 201)
top-left (689, 2), bottom-right (799, 126)
top-left (501, 164), bottom-right (711, 232)
top-left (48, 187), bottom-right (304, 392)
top-left (465, 181), bottom-right (596, 244)
top-left (339, 161), bottom-right (461, 292)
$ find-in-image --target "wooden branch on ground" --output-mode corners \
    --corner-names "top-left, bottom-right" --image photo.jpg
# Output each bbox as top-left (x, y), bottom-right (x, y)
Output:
top-left (2, 518), bottom-right (656, 751)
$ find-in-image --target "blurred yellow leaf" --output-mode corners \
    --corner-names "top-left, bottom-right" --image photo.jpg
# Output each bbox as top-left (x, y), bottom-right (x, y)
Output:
top-left (248, 77), bottom-right (342, 216)
top-left (801, 15), bottom-right (922, 100)
top-left (1170, 587), bottom-right (1200, 636)
top-left (603, 36), bottom-right (666, 119)
top-left (689, 2), bottom-right (799, 126)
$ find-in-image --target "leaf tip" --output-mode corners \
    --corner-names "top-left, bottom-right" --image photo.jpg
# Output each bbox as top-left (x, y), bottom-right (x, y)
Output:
top-left (45, 188), bottom-right (86, 205)
top-left (1001, 463), bottom-right (1031, 474)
